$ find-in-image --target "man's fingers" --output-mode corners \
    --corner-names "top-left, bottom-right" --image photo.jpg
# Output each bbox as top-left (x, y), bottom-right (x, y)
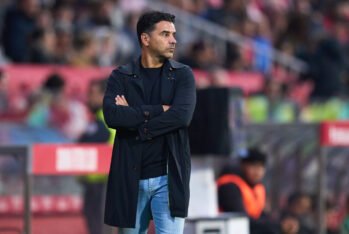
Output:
top-left (121, 95), bottom-right (128, 103)
top-left (121, 95), bottom-right (128, 105)
top-left (115, 95), bottom-right (128, 106)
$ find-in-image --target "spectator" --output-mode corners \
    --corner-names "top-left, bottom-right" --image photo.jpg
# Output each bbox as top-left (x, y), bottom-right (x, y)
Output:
top-left (94, 28), bottom-right (118, 67)
top-left (308, 35), bottom-right (346, 98)
top-left (78, 79), bottom-right (115, 234)
top-left (0, 0), bottom-right (11, 33)
top-left (53, 3), bottom-right (74, 33)
top-left (217, 148), bottom-right (277, 234)
top-left (27, 73), bottom-right (88, 140)
top-left (2, 0), bottom-right (39, 62)
top-left (70, 32), bottom-right (98, 67)
top-left (36, 8), bottom-right (53, 29)
top-left (29, 28), bottom-right (56, 64)
top-left (326, 199), bottom-right (341, 234)
top-left (89, 1), bottom-right (113, 27)
top-left (280, 192), bottom-right (314, 234)
top-left (204, 0), bottom-right (247, 28)
top-left (119, 11), bottom-right (143, 61)
top-left (178, 40), bottom-right (219, 70)
top-left (341, 195), bottom-right (349, 234)
top-left (54, 26), bottom-right (73, 64)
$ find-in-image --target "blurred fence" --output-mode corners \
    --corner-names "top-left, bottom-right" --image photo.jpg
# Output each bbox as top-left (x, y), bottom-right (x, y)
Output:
top-left (0, 144), bottom-right (111, 234)
top-left (246, 124), bottom-right (320, 210)
top-left (245, 123), bottom-right (349, 206)
top-left (245, 123), bottom-right (349, 234)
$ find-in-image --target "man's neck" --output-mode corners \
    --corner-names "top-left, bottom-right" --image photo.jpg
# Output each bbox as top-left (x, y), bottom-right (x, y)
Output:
top-left (141, 52), bottom-right (165, 68)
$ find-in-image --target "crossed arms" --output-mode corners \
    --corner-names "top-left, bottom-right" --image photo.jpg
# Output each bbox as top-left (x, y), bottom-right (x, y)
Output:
top-left (103, 68), bottom-right (196, 141)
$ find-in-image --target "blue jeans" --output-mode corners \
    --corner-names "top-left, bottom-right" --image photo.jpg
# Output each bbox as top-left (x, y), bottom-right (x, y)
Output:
top-left (119, 175), bottom-right (185, 234)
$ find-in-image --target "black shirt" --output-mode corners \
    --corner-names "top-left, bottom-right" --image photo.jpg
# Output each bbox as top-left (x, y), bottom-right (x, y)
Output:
top-left (139, 65), bottom-right (168, 179)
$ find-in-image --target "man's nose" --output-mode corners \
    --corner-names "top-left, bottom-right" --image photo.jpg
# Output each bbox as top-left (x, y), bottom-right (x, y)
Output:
top-left (170, 35), bottom-right (176, 44)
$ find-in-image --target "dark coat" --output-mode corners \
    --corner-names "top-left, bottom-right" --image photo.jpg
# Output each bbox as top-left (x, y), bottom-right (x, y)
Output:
top-left (103, 58), bottom-right (196, 228)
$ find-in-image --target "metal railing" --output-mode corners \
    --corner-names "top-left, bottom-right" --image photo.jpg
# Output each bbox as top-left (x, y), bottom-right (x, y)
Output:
top-left (0, 145), bottom-right (31, 234)
top-left (146, 0), bottom-right (308, 74)
top-left (245, 123), bottom-right (349, 234)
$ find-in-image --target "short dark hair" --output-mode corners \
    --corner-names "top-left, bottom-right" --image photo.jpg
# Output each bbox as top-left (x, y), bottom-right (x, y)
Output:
top-left (136, 11), bottom-right (175, 46)
top-left (43, 73), bottom-right (65, 93)
top-left (240, 147), bottom-right (267, 165)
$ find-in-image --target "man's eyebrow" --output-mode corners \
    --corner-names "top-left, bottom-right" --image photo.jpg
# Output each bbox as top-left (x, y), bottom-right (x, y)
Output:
top-left (160, 30), bottom-right (176, 34)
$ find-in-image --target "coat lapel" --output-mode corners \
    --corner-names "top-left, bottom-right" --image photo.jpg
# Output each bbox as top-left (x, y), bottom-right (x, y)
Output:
top-left (118, 58), bottom-right (182, 104)
top-left (129, 74), bottom-right (145, 100)
top-left (119, 58), bottom-right (145, 100)
top-left (161, 60), bottom-right (176, 104)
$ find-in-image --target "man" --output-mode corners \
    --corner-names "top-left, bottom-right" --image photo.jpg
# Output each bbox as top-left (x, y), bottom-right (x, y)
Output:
top-left (217, 148), bottom-right (277, 233)
top-left (280, 192), bottom-right (314, 234)
top-left (78, 79), bottom-right (115, 234)
top-left (103, 11), bottom-right (196, 234)
top-left (2, 0), bottom-right (39, 62)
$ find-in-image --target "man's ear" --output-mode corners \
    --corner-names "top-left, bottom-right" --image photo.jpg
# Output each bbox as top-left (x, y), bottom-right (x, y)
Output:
top-left (141, 33), bottom-right (150, 47)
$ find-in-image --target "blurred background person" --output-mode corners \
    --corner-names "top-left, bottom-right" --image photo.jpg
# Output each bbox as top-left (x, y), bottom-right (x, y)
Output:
top-left (341, 195), bottom-right (349, 234)
top-left (326, 198), bottom-right (342, 234)
top-left (70, 32), bottom-right (98, 67)
top-left (26, 73), bottom-right (88, 140)
top-left (178, 40), bottom-right (219, 71)
top-left (1, 0), bottom-right (39, 62)
top-left (78, 79), bottom-right (115, 234)
top-left (217, 148), bottom-right (277, 234)
top-left (280, 192), bottom-right (315, 234)
top-left (28, 28), bottom-right (57, 64)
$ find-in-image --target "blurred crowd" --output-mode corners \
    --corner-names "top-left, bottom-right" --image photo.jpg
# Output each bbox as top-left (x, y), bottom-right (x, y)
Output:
top-left (0, 0), bottom-right (349, 98)
top-left (0, 0), bottom-right (143, 67)
top-left (0, 0), bottom-right (349, 137)
top-left (0, 0), bottom-right (347, 125)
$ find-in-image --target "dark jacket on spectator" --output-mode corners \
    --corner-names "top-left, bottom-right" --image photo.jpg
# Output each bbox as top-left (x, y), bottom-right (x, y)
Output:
top-left (2, 6), bottom-right (36, 62)
top-left (309, 37), bottom-right (346, 98)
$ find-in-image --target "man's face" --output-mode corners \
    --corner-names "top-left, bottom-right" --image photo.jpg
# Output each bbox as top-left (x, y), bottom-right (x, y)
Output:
top-left (242, 162), bottom-right (266, 184)
top-left (142, 21), bottom-right (177, 60)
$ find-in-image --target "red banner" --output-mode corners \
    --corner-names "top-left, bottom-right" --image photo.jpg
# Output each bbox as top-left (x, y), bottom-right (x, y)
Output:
top-left (32, 144), bottom-right (112, 175)
top-left (320, 121), bottom-right (349, 146)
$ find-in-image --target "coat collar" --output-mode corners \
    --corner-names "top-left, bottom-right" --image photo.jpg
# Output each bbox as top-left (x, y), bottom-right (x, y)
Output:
top-left (117, 57), bottom-right (186, 76)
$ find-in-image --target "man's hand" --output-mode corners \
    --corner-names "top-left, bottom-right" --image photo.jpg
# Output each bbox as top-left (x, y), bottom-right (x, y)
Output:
top-left (115, 95), bottom-right (129, 106)
top-left (162, 105), bottom-right (170, 112)
top-left (115, 95), bottom-right (169, 112)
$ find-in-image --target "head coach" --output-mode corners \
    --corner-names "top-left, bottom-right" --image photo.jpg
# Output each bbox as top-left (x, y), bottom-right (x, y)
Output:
top-left (102, 11), bottom-right (197, 234)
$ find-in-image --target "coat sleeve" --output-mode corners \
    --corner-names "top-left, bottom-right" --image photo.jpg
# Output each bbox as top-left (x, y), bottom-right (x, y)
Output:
top-left (138, 67), bottom-right (196, 141)
top-left (103, 70), bottom-right (163, 129)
